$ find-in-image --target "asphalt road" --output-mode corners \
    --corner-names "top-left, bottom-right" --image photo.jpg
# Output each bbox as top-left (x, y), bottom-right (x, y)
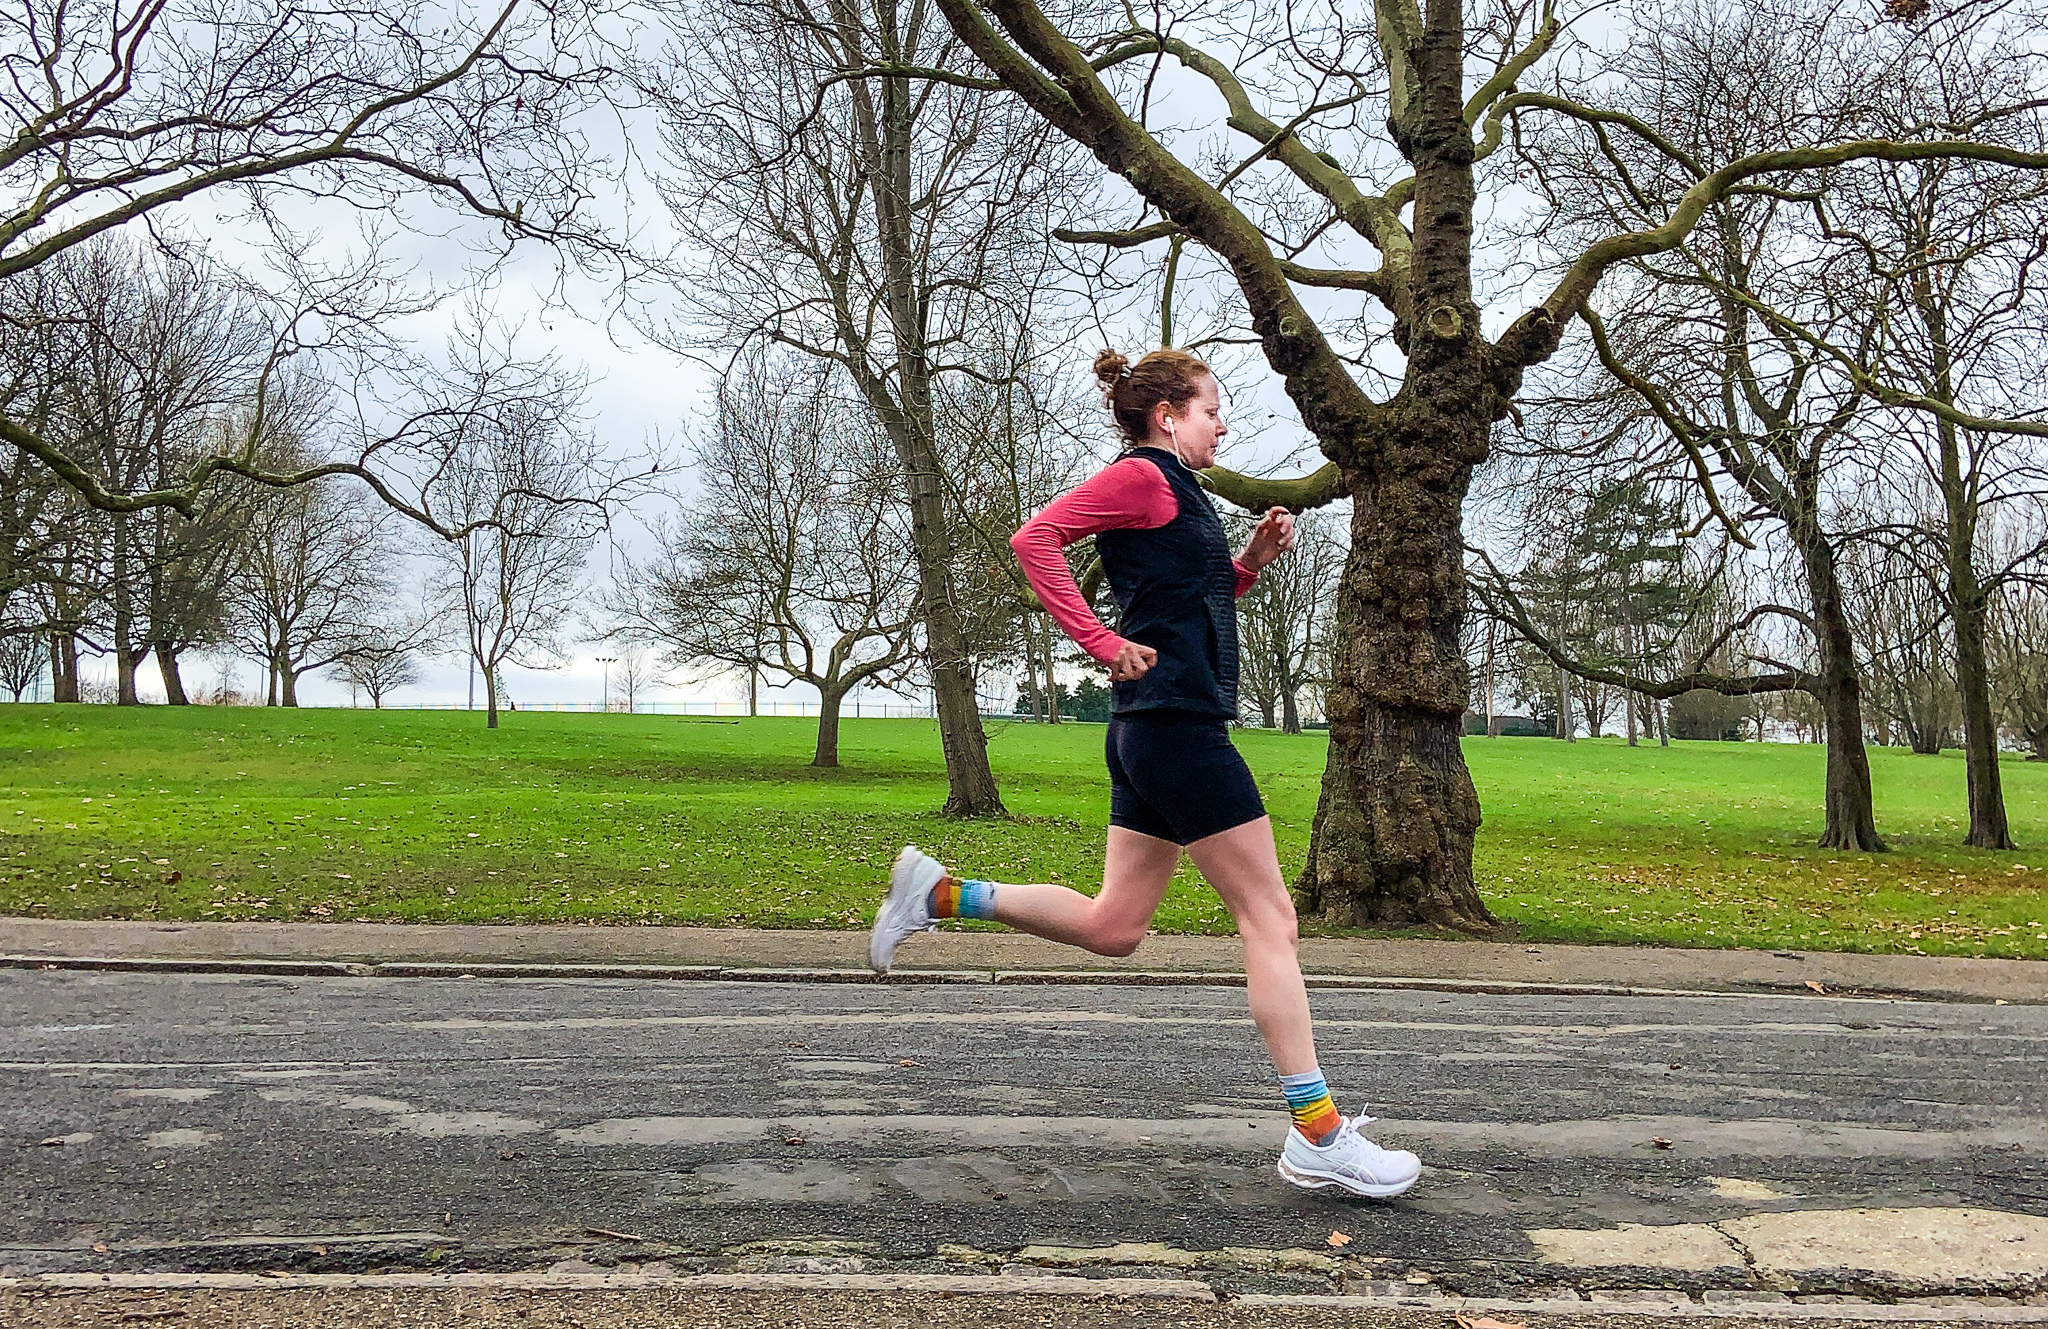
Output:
top-left (4, 971), bottom-right (2046, 1297)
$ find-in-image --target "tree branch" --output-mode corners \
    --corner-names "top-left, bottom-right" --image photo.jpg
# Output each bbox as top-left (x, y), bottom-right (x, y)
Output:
top-left (1200, 462), bottom-right (1348, 512)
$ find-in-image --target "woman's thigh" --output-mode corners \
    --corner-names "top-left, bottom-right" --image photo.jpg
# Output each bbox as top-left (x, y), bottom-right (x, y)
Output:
top-left (1183, 816), bottom-right (1294, 936)
top-left (1091, 825), bottom-right (1184, 930)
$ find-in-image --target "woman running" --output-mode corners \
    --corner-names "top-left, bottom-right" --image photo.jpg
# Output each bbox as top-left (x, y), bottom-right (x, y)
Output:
top-left (868, 347), bottom-right (1422, 1200)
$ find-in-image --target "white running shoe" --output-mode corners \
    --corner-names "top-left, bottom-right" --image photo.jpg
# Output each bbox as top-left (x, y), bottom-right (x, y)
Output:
top-left (1276, 1113), bottom-right (1422, 1199)
top-left (869, 845), bottom-right (947, 974)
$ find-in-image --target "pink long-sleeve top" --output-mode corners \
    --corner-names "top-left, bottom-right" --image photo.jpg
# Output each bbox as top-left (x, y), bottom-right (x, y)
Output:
top-left (1010, 454), bottom-right (1259, 665)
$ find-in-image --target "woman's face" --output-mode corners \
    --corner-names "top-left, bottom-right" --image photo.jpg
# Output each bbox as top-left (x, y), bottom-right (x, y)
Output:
top-left (1154, 374), bottom-right (1227, 468)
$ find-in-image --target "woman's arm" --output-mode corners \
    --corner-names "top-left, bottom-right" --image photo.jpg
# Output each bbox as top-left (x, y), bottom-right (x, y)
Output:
top-left (1009, 457), bottom-right (1176, 663)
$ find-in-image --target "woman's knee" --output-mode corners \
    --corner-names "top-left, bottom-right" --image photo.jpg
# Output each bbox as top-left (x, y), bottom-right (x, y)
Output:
top-left (1083, 906), bottom-right (1150, 957)
top-left (1237, 897), bottom-right (1298, 950)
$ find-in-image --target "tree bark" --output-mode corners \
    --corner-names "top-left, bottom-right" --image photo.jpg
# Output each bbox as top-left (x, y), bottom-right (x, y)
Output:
top-left (154, 643), bottom-right (190, 705)
top-left (1953, 586), bottom-right (2011, 846)
top-left (1800, 533), bottom-right (1886, 851)
top-left (1281, 688), bottom-right (1301, 734)
top-left (814, 685), bottom-right (845, 767)
top-left (484, 664), bottom-right (500, 729)
top-left (49, 634), bottom-right (79, 703)
top-left (112, 519), bottom-right (141, 706)
top-left (1297, 467), bottom-right (1495, 933)
top-left (280, 666), bottom-right (301, 708)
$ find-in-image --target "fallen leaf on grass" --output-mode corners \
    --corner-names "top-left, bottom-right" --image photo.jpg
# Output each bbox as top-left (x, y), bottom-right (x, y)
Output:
top-left (898, 1059), bottom-right (918, 1067)
top-left (1326, 1230), bottom-right (1352, 1248)
top-left (92, 1243), bottom-right (108, 1252)
top-left (1650, 1136), bottom-right (1675, 1149)
top-left (1457, 1316), bottom-right (1526, 1329)
top-left (1804, 980), bottom-right (1827, 994)
top-left (582, 1227), bottom-right (643, 1243)
top-left (782, 1135), bottom-right (805, 1146)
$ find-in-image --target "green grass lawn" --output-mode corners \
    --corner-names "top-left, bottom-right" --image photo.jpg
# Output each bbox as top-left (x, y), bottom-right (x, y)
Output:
top-left (1, 705), bottom-right (2044, 958)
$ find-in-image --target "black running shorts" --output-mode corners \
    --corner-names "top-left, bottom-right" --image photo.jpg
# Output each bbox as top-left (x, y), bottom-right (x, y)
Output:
top-left (1105, 709), bottom-right (1267, 846)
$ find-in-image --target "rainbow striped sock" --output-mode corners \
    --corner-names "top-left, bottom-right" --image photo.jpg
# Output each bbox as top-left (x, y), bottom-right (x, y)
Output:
top-left (927, 876), bottom-right (997, 921)
top-left (1279, 1068), bottom-right (1343, 1143)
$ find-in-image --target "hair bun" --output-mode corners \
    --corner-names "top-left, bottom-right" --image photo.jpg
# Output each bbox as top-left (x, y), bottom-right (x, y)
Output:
top-left (1091, 348), bottom-right (1131, 390)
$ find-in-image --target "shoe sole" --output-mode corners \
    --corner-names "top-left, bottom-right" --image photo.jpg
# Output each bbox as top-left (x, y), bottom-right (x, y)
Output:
top-left (868, 847), bottom-right (927, 975)
top-left (1276, 1155), bottom-right (1419, 1199)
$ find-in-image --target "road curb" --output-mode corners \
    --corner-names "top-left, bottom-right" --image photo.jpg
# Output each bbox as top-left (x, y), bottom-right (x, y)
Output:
top-left (7, 1269), bottom-right (1217, 1301)
top-left (6, 1272), bottom-right (2047, 1319)
top-left (0, 954), bottom-right (1914, 1001)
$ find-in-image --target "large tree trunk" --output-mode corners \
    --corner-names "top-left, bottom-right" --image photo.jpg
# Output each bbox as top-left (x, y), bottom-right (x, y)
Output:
top-left (814, 684), bottom-right (845, 767)
top-left (1297, 468), bottom-right (1494, 932)
top-left (280, 666), bottom-right (301, 708)
top-left (484, 664), bottom-right (500, 729)
top-left (154, 643), bottom-right (190, 705)
top-left (1281, 688), bottom-right (1301, 734)
top-left (1801, 534), bottom-right (1886, 851)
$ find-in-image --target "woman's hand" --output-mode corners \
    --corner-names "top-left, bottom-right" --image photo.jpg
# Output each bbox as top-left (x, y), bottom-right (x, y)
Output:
top-left (1238, 506), bottom-right (1297, 573)
top-left (1108, 639), bottom-right (1158, 682)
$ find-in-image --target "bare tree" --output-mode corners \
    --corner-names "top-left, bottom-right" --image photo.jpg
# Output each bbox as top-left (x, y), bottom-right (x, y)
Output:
top-left (610, 352), bottom-right (919, 767)
top-left (15, 241), bottom-right (272, 704)
top-left (333, 621), bottom-right (431, 709)
top-left (428, 361), bottom-right (602, 730)
top-left (610, 650), bottom-right (666, 713)
top-left (229, 449), bottom-right (400, 707)
top-left (1486, 1), bottom-right (2048, 849)
top-left (0, 624), bottom-right (42, 700)
top-left (1814, 37), bottom-right (2048, 843)
top-left (645, 0), bottom-right (1084, 812)
top-left (1, 0), bottom-right (621, 527)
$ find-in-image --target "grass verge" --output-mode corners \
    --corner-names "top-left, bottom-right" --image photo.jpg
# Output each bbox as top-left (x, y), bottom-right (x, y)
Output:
top-left (0, 705), bottom-right (2044, 958)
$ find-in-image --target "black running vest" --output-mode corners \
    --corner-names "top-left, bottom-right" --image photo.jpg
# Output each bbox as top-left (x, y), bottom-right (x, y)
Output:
top-left (1093, 447), bottom-right (1240, 719)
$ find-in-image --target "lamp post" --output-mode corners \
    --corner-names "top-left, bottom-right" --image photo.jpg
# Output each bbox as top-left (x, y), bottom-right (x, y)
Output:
top-left (595, 657), bottom-right (617, 713)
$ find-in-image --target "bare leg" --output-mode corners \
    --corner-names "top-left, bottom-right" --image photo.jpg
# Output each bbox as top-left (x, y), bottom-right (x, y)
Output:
top-left (986, 827), bottom-right (1182, 957)
top-left (1184, 816), bottom-right (1317, 1075)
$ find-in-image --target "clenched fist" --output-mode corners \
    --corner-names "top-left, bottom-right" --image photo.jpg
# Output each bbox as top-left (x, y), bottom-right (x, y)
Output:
top-left (1108, 640), bottom-right (1158, 682)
